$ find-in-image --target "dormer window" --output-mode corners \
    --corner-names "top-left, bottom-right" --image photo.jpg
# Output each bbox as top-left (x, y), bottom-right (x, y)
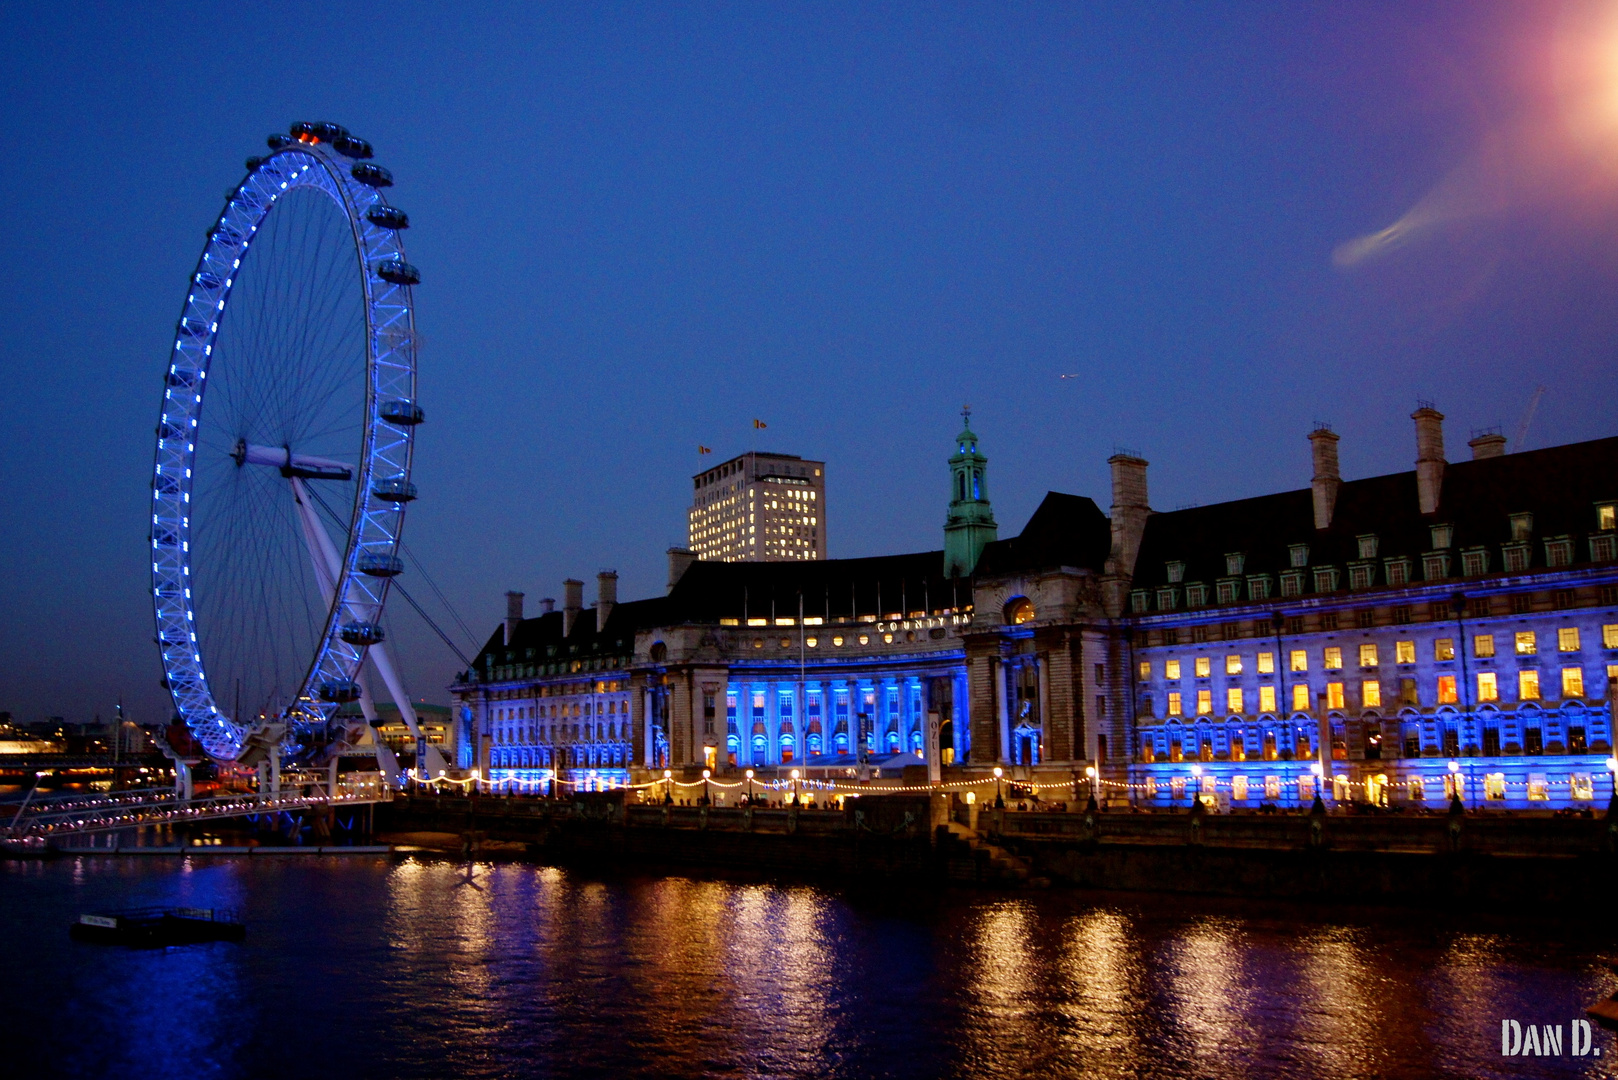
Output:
top-left (1166, 560), bottom-right (1186, 584)
top-left (1216, 580), bottom-right (1239, 605)
top-left (1130, 590), bottom-right (1149, 613)
top-left (1384, 557), bottom-right (1411, 587)
top-left (1430, 524), bottom-right (1454, 550)
top-left (1225, 552), bottom-right (1245, 576)
top-left (1598, 504), bottom-right (1616, 532)
top-left (1289, 544), bottom-right (1309, 568)
top-left (1422, 552), bottom-right (1450, 580)
top-left (1460, 548), bottom-right (1489, 577)
top-left (1544, 536), bottom-right (1574, 568)
top-left (1279, 571), bottom-right (1304, 597)
top-left (1357, 534), bottom-right (1379, 560)
top-left (1313, 566), bottom-right (1340, 592)
top-left (1185, 583), bottom-right (1209, 608)
top-left (1510, 512), bottom-right (1533, 541)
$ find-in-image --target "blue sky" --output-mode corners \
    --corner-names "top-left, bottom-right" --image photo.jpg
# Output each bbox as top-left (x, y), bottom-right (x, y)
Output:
top-left (4, 2), bottom-right (1618, 723)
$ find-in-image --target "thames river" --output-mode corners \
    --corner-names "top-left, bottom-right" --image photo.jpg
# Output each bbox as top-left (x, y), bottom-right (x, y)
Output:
top-left (3, 854), bottom-right (1611, 1079)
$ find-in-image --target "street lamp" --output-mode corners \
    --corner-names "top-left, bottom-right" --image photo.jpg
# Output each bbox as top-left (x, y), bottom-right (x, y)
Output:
top-left (701, 768), bottom-right (711, 805)
top-left (745, 768), bottom-right (755, 804)
top-left (1191, 763), bottom-right (1203, 810)
top-left (663, 768), bottom-right (673, 805)
top-left (1309, 761), bottom-right (1324, 809)
top-left (790, 768), bottom-right (801, 805)
top-left (1085, 764), bottom-right (1098, 807)
top-left (1448, 758), bottom-right (1463, 812)
top-left (992, 765), bottom-right (1004, 808)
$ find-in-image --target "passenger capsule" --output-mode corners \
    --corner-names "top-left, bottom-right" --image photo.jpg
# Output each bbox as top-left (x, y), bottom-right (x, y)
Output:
top-left (245, 156), bottom-right (263, 171)
top-left (340, 622), bottom-right (385, 646)
top-left (312, 121), bottom-right (348, 143)
top-left (376, 259), bottom-right (420, 286)
top-left (358, 554), bottom-right (405, 577)
top-left (372, 476), bottom-right (418, 503)
top-left (334, 135), bottom-right (373, 159)
top-left (379, 400), bottom-right (425, 426)
top-left (317, 681), bottom-right (362, 704)
top-left (179, 318), bottom-right (211, 339)
top-left (267, 133), bottom-right (292, 150)
top-left (350, 162), bottom-right (393, 188)
top-left (365, 205), bottom-right (409, 230)
top-left (193, 271), bottom-right (223, 290)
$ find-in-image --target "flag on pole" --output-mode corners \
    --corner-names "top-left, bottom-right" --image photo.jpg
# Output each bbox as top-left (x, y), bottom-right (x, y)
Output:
top-left (698, 445), bottom-right (712, 455)
top-left (753, 419), bottom-right (767, 429)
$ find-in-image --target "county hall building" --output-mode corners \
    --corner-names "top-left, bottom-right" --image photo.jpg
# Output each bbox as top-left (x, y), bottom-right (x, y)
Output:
top-left (449, 407), bottom-right (1618, 811)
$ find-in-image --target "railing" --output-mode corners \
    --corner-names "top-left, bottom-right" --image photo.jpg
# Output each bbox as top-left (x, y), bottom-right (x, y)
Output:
top-left (7, 782), bottom-right (392, 841)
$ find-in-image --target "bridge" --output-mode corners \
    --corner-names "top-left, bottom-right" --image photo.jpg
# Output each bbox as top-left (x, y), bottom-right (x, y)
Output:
top-left (0, 753), bottom-right (169, 772)
top-left (2, 773), bottom-right (392, 852)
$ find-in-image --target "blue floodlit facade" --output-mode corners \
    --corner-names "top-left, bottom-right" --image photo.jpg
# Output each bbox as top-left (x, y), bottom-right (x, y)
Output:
top-left (451, 408), bottom-right (1618, 810)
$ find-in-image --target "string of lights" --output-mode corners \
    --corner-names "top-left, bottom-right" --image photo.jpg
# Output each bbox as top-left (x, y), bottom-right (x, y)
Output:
top-left (414, 754), bottom-right (1618, 803)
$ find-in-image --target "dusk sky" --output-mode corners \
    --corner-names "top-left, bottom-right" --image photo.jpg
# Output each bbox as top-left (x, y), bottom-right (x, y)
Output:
top-left (5, 1), bottom-right (1618, 725)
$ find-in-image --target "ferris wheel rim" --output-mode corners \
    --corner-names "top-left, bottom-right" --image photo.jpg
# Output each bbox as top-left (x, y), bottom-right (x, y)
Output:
top-left (150, 132), bottom-right (419, 762)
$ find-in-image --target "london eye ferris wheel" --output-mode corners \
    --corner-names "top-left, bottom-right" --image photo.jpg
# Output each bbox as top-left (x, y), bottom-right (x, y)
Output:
top-left (150, 121), bottom-right (435, 773)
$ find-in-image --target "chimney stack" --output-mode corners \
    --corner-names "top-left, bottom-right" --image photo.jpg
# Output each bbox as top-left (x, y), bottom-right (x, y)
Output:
top-left (562, 578), bottom-right (584, 636)
top-left (1468, 430), bottom-right (1506, 460)
top-left (597, 570), bottom-right (618, 632)
top-left (539, 597), bottom-right (555, 614)
top-left (1413, 405), bottom-right (1446, 514)
top-left (1309, 426), bottom-right (1341, 530)
top-left (504, 591), bottom-right (524, 645)
top-left (1106, 453), bottom-right (1150, 578)
top-left (667, 547), bottom-right (696, 593)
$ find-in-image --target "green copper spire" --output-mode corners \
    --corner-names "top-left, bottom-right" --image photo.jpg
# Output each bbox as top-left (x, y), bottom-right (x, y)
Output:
top-left (943, 406), bottom-right (997, 578)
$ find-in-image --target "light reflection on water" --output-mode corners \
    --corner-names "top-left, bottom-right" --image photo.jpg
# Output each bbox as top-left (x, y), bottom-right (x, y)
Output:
top-left (4, 855), bottom-right (1613, 1079)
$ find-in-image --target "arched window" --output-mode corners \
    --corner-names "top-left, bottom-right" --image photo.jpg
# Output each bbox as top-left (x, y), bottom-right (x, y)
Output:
top-left (1005, 597), bottom-right (1035, 625)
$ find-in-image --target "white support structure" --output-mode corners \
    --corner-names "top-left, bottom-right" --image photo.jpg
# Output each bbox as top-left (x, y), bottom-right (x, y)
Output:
top-left (290, 476), bottom-right (444, 781)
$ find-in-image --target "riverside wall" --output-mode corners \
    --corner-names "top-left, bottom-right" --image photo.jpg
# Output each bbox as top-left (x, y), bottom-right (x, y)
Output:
top-left (380, 793), bottom-right (1618, 905)
top-left (980, 801), bottom-right (1618, 906)
top-left (382, 793), bottom-right (939, 881)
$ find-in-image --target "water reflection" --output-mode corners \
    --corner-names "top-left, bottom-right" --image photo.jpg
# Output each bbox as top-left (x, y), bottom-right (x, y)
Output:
top-left (5, 857), bottom-right (1616, 1079)
top-left (1058, 909), bottom-right (1147, 1068)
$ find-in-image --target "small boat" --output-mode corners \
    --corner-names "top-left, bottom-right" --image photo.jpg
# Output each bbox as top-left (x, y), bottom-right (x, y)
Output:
top-left (69, 907), bottom-right (245, 947)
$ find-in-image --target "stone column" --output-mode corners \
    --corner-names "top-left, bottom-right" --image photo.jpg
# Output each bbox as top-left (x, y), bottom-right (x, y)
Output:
top-left (1036, 655), bottom-right (1051, 764)
top-left (994, 659), bottom-right (1011, 765)
top-left (955, 670), bottom-right (971, 760)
